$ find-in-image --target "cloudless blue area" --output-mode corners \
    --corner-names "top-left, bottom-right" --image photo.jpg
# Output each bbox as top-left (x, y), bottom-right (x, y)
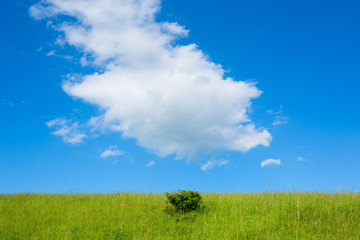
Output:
top-left (1, 0), bottom-right (359, 193)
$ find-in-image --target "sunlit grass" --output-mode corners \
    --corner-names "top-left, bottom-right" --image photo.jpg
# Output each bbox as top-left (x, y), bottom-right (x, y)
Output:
top-left (1, 192), bottom-right (359, 239)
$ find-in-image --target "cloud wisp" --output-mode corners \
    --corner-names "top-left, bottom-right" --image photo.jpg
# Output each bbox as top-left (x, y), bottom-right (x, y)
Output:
top-left (147, 161), bottom-right (155, 167)
top-left (272, 116), bottom-right (289, 126)
top-left (267, 105), bottom-right (289, 126)
top-left (201, 159), bottom-right (229, 172)
top-left (100, 145), bottom-right (123, 158)
top-left (261, 158), bottom-right (281, 168)
top-left (46, 118), bottom-right (86, 144)
top-left (297, 156), bottom-right (308, 162)
top-left (31, 0), bottom-right (271, 160)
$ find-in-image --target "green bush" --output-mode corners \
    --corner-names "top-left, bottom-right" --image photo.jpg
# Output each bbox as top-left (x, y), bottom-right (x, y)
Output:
top-left (165, 190), bottom-right (203, 214)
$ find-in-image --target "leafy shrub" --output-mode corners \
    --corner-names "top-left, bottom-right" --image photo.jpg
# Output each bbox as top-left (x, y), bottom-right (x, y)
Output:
top-left (165, 190), bottom-right (203, 214)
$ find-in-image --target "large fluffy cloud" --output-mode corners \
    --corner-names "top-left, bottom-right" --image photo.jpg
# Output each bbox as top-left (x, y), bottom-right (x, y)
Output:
top-left (31, 0), bottom-right (271, 159)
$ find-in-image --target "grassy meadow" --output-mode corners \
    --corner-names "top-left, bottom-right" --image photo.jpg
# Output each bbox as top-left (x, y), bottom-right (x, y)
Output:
top-left (1, 192), bottom-right (360, 239)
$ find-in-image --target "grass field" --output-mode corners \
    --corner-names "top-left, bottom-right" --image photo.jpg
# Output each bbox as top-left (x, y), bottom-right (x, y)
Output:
top-left (1, 192), bottom-right (360, 239)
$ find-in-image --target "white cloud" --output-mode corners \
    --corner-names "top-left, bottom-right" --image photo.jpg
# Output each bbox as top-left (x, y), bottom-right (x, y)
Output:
top-left (147, 160), bottom-right (155, 167)
top-left (100, 145), bottom-right (123, 158)
top-left (46, 118), bottom-right (86, 144)
top-left (161, 22), bottom-right (189, 37)
top-left (201, 159), bottom-right (229, 171)
top-left (272, 116), bottom-right (289, 126)
top-left (31, 0), bottom-right (272, 160)
top-left (267, 105), bottom-right (288, 126)
top-left (87, 115), bottom-right (105, 132)
top-left (267, 105), bottom-right (283, 115)
top-left (46, 50), bottom-right (56, 56)
top-left (45, 49), bottom-right (73, 60)
top-left (261, 158), bottom-right (281, 168)
top-left (297, 156), bottom-right (307, 161)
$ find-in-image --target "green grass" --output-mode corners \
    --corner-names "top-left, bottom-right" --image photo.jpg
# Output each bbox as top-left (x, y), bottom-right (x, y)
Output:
top-left (1, 192), bottom-right (360, 239)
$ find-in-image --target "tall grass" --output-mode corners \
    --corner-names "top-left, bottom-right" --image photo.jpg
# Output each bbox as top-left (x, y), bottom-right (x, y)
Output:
top-left (1, 192), bottom-right (359, 239)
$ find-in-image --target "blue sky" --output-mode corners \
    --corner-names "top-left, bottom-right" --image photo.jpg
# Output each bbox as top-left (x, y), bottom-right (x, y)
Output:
top-left (1, 0), bottom-right (359, 193)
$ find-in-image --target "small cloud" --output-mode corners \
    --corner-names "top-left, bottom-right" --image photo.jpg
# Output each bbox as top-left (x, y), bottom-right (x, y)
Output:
top-left (201, 159), bottom-right (229, 172)
top-left (112, 160), bottom-right (119, 164)
top-left (55, 37), bottom-right (66, 46)
top-left (266, 105), bottom-right (283, 115)
top-left (147, 160), bottom-right (155, 167)
top-left (46, 113), bottom-right (102, 144)
top-left (46, 50), bottom-right (56, 56)
top-left (45, 50), bottom-right (73, 60)
top-left (267, 105), bottom-right (289, 126)
top-left (100, 145), bottom-right (123, 158)
top-left (297, 156), bottom-right (307, 161)
top-left (46, 118), bottom-right (86, 144)
top-left (261, 158), bottom-right (281, 168)
top-left (87, 115), bottom-right (104, 132)
top-left (46, 21), bottom-right (54, 28)
top-left (272, 116), bottom-right (289, 126)
top-left (62, 55), bottom-right (73, 60)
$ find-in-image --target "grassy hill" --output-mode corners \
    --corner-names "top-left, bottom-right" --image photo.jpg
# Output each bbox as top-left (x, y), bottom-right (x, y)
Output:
top-left (1, 192), bottom-right (359, 239)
